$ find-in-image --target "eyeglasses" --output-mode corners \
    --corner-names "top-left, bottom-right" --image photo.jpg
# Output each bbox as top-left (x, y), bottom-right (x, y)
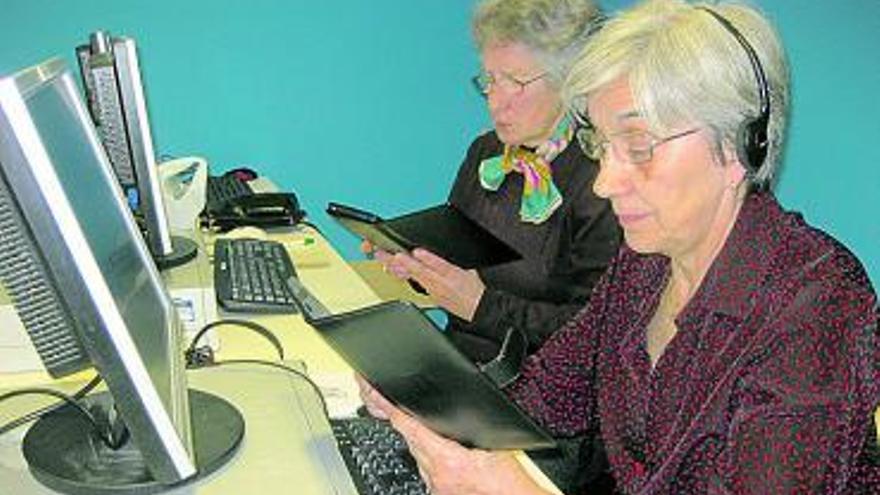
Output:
top-left (471, 71), bottom-right (547, 97)
top-left (575, 125), bottom-right (700, 165)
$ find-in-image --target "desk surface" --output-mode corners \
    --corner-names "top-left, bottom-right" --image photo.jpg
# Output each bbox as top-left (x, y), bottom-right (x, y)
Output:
top-left (1, 364), bottom-right (359, 495)
top-left (0, 225), bottom-right (561, 494)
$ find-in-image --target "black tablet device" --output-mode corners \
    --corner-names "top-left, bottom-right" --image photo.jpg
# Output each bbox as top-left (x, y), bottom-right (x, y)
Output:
top-left (307, 299), bottom-right (555, 451)
top-left (326, 202), bottom-right (522, 269)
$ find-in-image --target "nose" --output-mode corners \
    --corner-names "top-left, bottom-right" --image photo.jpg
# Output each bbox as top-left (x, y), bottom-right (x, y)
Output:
top-left (486, 86), bottom-right (512, 114)
top-left (592, 155), bottom-right (629, 199)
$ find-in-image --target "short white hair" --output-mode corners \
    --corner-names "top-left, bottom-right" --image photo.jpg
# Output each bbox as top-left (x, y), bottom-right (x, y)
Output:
top-left (565, 0), bottom-right (790, 188)
top-left (473, 0), bottom-right (602, 87)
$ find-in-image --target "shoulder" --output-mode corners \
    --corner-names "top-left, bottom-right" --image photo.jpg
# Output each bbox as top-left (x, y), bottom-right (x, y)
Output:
top-left (705, 196), bottom-right (878, 412)
top-left (449, 130), bottom-right (503, 203)
top-left (762, 196), bottom-right (874, 301)
top-left (746, 195), bottom-right (877, 359)
top-left (461, 130), bottom-right (503, 169)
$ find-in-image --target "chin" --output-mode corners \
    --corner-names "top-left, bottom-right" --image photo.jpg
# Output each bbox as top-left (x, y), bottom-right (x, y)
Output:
top-left (494, 127), bottom-right (518, 145)
top-left (623, 232), bottom-right (660, 255)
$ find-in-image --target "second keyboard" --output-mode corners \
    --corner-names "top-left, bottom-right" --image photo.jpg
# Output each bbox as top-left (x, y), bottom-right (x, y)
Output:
top-left (213, 237), bottom-right (299, 314)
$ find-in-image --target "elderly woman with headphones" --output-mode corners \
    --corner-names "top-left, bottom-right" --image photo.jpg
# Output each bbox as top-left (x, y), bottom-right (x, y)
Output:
top-left (359, 0), bottom-right (880, 493)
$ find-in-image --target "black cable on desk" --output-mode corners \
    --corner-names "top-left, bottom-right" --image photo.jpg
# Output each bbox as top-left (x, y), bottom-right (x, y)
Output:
top-left (296, 220), bottom-right (323, 236)
top-left (0, 373), bottom-right (102, 437)
top-left (0, 380), bottom-right (125, 449)
top-left (184, 319), bottom-right (329, 418)
top-left (196, 359), bottom-right (329, 419)
top-left (186, 318), bottom-right (285, 363)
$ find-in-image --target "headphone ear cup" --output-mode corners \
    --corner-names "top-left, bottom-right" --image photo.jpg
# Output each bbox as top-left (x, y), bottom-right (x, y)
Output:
top-left (737, 117), bottom-right (769, 174)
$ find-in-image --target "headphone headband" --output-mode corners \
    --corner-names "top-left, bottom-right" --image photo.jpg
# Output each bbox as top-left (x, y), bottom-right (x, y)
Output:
top-left (698, 7), bottom-right (771, 180)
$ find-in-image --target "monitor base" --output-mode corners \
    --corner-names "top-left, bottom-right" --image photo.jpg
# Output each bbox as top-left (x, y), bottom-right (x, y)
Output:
top-left (155, 235), bottom-right (199, 270)
top-left (22, 389), bottom-right (244, 495)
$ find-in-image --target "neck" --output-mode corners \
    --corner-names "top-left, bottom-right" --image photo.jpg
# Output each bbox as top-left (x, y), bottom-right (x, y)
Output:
top-left (668, 188), bottom-right (746, 301)
top-left (521, 110), bottom-right (565, 148)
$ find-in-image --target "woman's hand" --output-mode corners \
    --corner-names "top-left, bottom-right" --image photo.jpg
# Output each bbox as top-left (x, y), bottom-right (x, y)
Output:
top-left (395, 248), bottom-right (486, 321)
top-left (355, 374), bottom-right (392, 420)
top-left (355, 375), bottom-right (547, 495)
top-left (389, 399), bottom-right (547, 495)
top-left (360, 240), bottom-right (412, 280)
top-left (363, 241), bottom-right (486, 320)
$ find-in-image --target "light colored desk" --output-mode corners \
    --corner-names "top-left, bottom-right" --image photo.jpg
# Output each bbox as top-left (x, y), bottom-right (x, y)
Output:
top-left (348, 259), bottom-right (435, 309)
top-left (0, 226), bottom-right (561, 494)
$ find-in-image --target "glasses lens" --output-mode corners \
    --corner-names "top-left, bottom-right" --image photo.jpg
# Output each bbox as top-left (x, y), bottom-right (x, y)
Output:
top-left (620, 132), bottom-right (655, 164)
top-left (472, 73), bottom-right (491, 95)
top-left (576, 127), bottom-right (603, 160)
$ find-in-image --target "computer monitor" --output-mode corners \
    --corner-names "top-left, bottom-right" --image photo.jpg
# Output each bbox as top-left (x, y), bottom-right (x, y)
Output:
top-left (76, 31), bottom-right (196, 269)
top-left (0, 58), bottom-right (242, 494)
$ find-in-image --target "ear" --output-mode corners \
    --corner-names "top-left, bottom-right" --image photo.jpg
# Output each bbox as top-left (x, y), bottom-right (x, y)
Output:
top-left (719, 139), bottom-right (748, 188)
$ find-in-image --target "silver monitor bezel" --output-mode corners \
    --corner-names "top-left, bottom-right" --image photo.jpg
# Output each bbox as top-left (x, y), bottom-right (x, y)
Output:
top-left (0, 57), bottom-right (195, 482)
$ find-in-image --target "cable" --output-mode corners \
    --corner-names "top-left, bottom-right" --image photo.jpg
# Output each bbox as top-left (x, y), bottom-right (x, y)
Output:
top-left (0, 383), bottom-right (124, 449)
top-left (186, 318), bottom-right (285, 362)
top-left (200, 359), bottom-right (329, 419)
top-left (183, 319), bottom-right (326, 416)
top-left (297, 220), bottom-right (323, 236)
top-left (0, 373), bottom-right (102, 437)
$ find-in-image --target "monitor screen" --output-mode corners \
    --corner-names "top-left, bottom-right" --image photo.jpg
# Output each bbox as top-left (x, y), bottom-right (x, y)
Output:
top-left (0, 57), bottom-right (241, 494)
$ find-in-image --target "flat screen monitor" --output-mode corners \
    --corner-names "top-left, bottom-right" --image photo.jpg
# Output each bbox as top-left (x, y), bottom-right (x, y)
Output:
top-left (76, 31), bottom-right (196, 269)
top-left (0, 57), bottom-right (241, 494)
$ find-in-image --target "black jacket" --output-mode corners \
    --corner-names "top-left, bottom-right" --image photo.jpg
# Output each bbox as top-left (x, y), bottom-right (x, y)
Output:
top-left (446, 131), bottom-right (621, 362)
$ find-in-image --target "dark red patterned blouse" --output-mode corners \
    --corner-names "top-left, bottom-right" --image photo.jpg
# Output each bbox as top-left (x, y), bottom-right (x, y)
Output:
top-left (508, 192), bottom-right (880, 494)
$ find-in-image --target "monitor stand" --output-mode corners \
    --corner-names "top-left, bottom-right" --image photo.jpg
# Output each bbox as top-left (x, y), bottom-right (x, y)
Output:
top-left (154, 235), bottom-right (199, 270)
top-left (21, 389), bottom-right (243, 495)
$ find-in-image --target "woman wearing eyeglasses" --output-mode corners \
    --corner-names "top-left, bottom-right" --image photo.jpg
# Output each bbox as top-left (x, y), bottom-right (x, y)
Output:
top-left (372, 0), bottom-right (620, 369)
top-left (365, 0), bottom-right (621, 487)
top-left (367, 2), bottom-right (620, 489)
top-left (361, 0), bottom-right (879, 493)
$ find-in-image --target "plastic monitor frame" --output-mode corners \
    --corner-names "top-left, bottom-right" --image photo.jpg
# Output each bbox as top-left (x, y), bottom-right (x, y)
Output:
top-left (0, 57), bottom-right (241, 494)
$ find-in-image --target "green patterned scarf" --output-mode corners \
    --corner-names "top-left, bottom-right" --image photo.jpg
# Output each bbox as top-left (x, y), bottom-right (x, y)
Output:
top-left (478, 118), bottom-right (572, 224)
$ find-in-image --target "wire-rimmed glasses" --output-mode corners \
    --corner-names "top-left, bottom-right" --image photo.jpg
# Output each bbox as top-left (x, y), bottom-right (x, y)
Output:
top-left (471, 71), bottom-right (547, 98)
top-left (575, 124), bottom-right (700, 164)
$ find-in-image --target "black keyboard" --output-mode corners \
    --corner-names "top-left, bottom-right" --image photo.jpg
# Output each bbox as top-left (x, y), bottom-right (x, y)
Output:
top-left (213, 238), bottom-right (299, 313)
top-left (205, 174), bottom-right (254, 214)
top-left (330, 417), bottom-right (428, 495)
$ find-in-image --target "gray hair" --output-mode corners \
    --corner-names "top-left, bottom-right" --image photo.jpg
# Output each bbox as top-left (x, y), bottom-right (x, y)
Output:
top-left (472, 0), bottom-right (602, 87)
top-left (564, 0), bottom-right (790, 188)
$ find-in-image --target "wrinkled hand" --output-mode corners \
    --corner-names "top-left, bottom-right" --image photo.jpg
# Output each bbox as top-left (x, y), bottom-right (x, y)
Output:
top-left (355, 375), bottom-right (542, 494)
top-left (355, 374), bottom-right (392, 420)
top-left (361, 240), bottom-right (412, 280)
top-left (395, 248), bottom-right (485, 321)
top-left (363, 242), bottom-right (485, 320)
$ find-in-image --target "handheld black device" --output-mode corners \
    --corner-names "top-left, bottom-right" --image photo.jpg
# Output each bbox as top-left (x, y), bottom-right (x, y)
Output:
top-left (327, 201), bottom-right (522, 269)
top-left (295, 295), bottom-right (556, 451)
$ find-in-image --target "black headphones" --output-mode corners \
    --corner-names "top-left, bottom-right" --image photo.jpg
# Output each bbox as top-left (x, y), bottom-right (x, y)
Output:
top-left (698, 7), bottom-right (771, 178)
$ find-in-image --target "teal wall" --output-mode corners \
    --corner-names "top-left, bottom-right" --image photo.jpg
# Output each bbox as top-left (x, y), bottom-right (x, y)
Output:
top-left (2, 1), bottom-right (877, 288)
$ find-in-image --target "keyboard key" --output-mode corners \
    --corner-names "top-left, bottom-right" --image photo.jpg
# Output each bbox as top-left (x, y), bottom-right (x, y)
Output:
top-left (330, 417), bottom-right (428, 495)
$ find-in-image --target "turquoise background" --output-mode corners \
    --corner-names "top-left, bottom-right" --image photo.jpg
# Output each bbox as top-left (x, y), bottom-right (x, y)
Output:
top-left (2, 0), bottom-right (877, 288)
